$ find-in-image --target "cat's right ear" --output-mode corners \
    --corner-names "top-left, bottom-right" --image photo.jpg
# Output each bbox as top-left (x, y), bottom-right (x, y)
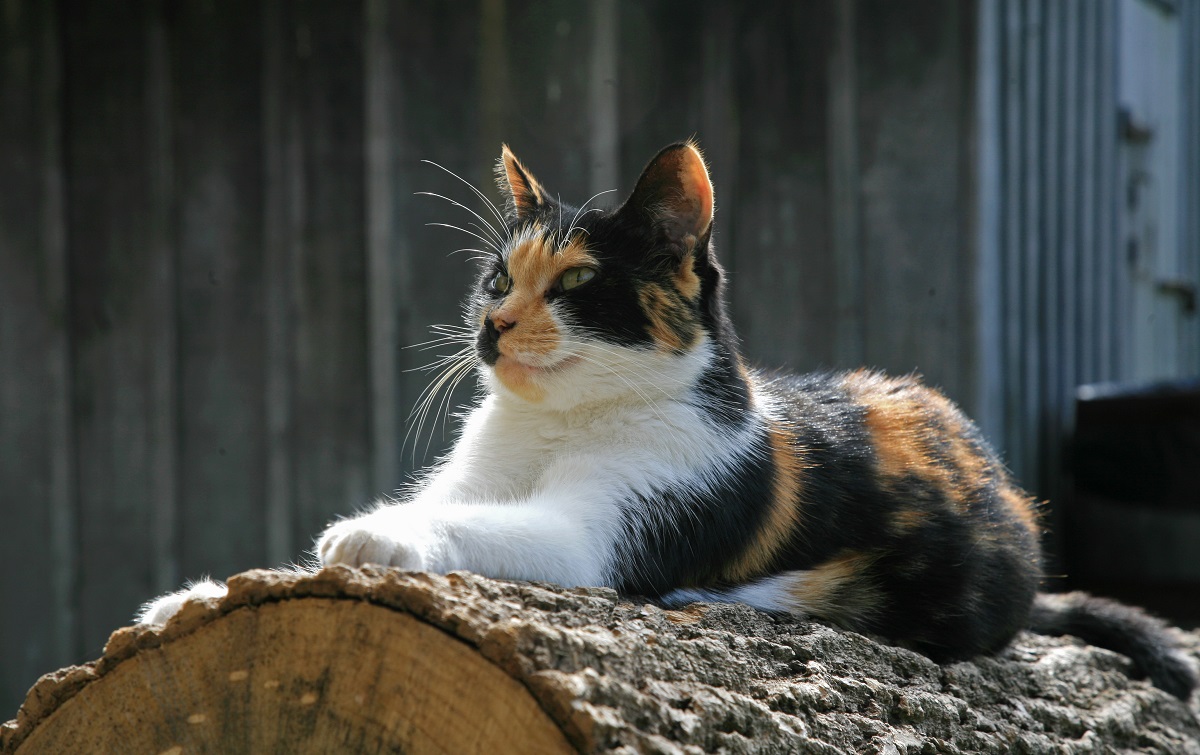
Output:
top-left (497, 144), bottom-right (547, 222)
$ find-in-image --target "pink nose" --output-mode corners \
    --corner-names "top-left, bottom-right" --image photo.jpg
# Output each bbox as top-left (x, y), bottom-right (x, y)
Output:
top-left (491, 314), bottom-right (515, 333)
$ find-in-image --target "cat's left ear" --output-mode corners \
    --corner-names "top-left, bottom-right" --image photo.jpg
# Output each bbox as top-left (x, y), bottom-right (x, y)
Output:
top-left (618, 141), bottom-right (714, 254)
top-left (497, 144), bottom-right (547, 221)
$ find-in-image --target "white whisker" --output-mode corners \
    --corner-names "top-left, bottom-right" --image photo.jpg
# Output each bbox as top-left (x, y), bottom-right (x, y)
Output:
top-left (415, 191), bottom-right (506, 248)
top-left (420, 159), bottom-right (512, 243)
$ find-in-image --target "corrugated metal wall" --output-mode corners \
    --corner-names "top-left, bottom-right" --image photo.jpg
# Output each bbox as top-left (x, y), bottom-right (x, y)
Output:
top-left (976, 0), bottom-right (1200, 515)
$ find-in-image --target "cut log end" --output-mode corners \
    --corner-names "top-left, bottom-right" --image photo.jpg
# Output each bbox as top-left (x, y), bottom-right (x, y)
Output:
top-left (7, 596), bottom-right (570, 755)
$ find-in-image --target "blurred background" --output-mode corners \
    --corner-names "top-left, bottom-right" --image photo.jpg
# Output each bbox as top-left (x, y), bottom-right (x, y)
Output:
top-left (3, 0), bottom-right (1199, 715)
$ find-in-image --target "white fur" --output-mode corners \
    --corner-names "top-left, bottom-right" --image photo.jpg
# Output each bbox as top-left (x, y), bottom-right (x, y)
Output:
top-left (137, 578), bottom-right (228, 626)
top-left (318, 333), bottom-right (763, 588)
top-left (140, 296), bottom-right (761, 626)
top-left (660, 574), bottom-right (802, 616)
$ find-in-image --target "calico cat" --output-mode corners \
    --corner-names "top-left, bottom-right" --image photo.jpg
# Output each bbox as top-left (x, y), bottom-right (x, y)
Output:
top-left (142, 142), bottom-right (1197, 700)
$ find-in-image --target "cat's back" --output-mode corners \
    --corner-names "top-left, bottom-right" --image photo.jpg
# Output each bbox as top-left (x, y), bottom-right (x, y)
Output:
top-left (760, 368), bottom-right (1032, 529)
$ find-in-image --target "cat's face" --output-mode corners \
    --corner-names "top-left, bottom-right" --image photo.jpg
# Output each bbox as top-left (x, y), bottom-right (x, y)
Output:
top-left (468, 143), bottom-right (727, 410)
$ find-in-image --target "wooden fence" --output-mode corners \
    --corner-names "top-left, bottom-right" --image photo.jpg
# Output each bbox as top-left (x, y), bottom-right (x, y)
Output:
top-left (2, 0), bottom-right (1196, 716)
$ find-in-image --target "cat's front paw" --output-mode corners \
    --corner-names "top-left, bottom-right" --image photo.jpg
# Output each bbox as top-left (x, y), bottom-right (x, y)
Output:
top-left (317, 516), bottom-right (431, 570)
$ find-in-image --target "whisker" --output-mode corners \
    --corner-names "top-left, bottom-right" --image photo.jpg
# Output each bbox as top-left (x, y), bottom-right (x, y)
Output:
top-left (420, 159), bottom-right (512, 243)
top-left (403, 351), bottom-right (479, 465)
top-left (426, 222), bottom-right (502, 256)
top-left (567, 189), bottom-right (616, 238)
top-left (421, 356), bottom-right (479, 461)
top-left (415, 191), bottom-right (506, 248)
top-left (446, 247), bottom-right (491, 259)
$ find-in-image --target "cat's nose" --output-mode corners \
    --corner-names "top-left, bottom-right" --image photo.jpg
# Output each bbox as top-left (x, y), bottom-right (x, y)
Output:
top-left (490, 314), bottom-right (515, 334)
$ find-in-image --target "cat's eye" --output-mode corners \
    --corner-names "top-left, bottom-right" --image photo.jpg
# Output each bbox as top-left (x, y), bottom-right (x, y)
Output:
top-left (489, 271), bottom-right (512, 295)
top-left (557, 266), bottom-right (596, 292)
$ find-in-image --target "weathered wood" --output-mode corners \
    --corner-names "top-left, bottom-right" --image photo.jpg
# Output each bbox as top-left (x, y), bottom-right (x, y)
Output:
top-left (171, 0), bottom-right (267, 580)
top-left (856, 0), bottom-right (977, 408)
top-left (277, 0), bottom-right (373, 542)
top-left (60, 0), bottom-right (171, 659)
top-left (0, 0), bottom-right (75, 713)
top-left (4, 567), bottom-right (1199, 754)
top-left (725, 3), bottom-right (837, 372)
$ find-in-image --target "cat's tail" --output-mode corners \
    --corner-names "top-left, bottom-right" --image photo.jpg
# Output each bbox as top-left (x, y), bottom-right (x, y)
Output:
top-left (1029, 591), bottom-right (1198, 700)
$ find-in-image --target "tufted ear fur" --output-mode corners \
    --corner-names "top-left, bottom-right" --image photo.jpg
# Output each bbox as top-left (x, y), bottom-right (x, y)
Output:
top-left (497, 144), bottom-right (547, 221)
top-left (617, 141), bottom-right (714, 254)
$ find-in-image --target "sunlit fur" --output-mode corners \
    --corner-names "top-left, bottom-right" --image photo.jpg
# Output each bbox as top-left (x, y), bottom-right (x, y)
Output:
top-left (140, 143), bottom-right (1196, 700)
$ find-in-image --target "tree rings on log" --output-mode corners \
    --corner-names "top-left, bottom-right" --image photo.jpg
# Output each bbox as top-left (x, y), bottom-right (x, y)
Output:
top-left (3, 570), bottom-right (572, 754)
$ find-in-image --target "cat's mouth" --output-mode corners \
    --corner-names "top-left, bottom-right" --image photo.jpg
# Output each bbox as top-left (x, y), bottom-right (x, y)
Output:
top-left (494, 353), bottom-right (581, 378)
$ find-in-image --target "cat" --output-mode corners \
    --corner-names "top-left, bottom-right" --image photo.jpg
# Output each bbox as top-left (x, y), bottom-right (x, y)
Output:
top-left (141, 141), bottom-right (1197, 700)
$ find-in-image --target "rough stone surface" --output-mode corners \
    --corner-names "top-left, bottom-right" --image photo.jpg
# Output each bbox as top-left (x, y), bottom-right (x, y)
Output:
top-left (4, 566), bottom-right (1199, 754)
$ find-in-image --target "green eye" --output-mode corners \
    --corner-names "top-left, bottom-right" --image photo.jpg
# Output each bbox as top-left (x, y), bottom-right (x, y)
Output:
top-left (558, 266), bottom-right (596, 291)
top-left (490, 272), bottom-right (512, 294)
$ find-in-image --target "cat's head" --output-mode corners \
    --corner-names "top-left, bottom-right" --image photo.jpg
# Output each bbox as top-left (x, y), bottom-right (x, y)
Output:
top-left (468, 142), bottom-right (735, 410)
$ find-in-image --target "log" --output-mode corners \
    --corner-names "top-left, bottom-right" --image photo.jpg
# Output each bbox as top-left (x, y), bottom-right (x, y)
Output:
top-left (3, 566), bottom-right (1199, 754)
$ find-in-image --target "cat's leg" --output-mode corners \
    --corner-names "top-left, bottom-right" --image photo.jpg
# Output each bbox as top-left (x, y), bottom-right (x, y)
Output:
top-left (317, 463), bottom-right (621, 588)
top-left (137, 578), bottom-right (228, 626)
top-left (317, 497), bottom-right (614, 588)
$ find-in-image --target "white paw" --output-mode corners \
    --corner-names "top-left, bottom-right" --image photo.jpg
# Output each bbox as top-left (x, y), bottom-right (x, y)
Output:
top-left (137, 579), bottom-right (227, 626)
top-left (317, 516), bottom-right (432, 570)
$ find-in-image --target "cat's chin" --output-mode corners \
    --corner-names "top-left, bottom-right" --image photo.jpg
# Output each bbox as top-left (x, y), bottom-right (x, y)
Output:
top-left (492, 353), bottom-right (581, 402)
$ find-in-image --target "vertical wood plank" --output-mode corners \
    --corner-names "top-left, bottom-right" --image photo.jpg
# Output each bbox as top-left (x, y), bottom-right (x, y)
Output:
top-left (588, 0), bottom-right (619, 198)
top-left (284, 0), bottom-right (372, 544)
top-left (381, 1), bottom-right (484, 476)
top-left (60, 0), bottom-right (169, 655)
top-left (616, 0), bottom-right (741, 258)
top-left (170, 0), bottom-right (268, 579)
top-left (145, 2), bottom-right (179, 595)
top-left (696, 1), bottom-right (740, 236)
top-left (856, 0), bottom-right (975, 406)
top-left (500, 0), bottom-right (596, 198)
top-left (726, 2), bottom-right (836, 370)
top-left (829, 0), bottom-right (864, 367)
top-left (262, 0), bottom-right (296, 565)
top-left (0, 0), bottom-right (76, 714)
top-left (365, 0), bottom-right (400, 495)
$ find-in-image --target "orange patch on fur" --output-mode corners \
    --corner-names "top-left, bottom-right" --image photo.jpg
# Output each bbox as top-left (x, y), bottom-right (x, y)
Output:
top-left (998, 485), bottom-right (1041, 534)
top-left (721, 424), bottom-right (806, 583)
top-left (493, 358), bottom-right (547, 402)
top-left (862, 401), bottom-right (931, 480)
top-left (889, 508), bottom-right (929, 534)
top-left (785, 550), bottom-right (881, 630)
top-left (493, 233), bottom-right (597, 359)
top-left (489, 232), bottom-right (597, 401)
top-left (847, 371), bottom-right (976, 514)
top-left (639, 283), bottom-right (697, 353)
top-left (675, 255), bottom-right (702, 301)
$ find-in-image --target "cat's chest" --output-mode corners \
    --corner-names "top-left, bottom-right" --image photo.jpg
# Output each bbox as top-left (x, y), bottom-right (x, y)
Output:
top-left (461, 398), bottom-right (734, 495)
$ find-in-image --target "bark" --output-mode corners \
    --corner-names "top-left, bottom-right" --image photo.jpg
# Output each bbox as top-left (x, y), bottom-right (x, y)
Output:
top-left (3, 566), bottom-right (1198, 754)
